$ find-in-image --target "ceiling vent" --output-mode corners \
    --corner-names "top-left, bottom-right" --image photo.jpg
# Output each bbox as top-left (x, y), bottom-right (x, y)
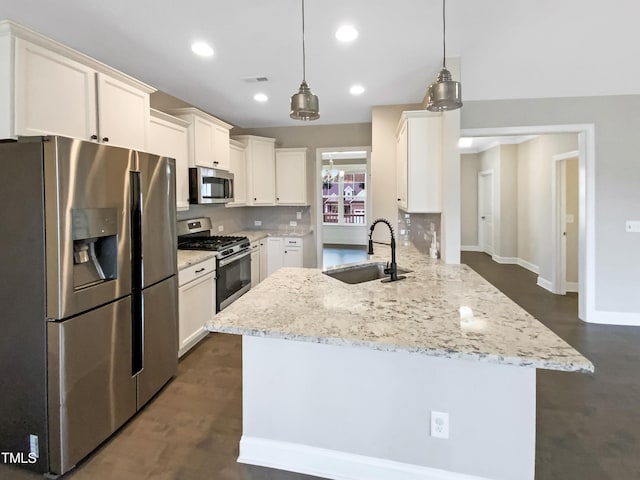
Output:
top-left (242, 76), bottom-right (269, 83)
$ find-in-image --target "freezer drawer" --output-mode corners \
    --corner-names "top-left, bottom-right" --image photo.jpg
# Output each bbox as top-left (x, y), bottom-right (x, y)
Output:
top-left (47, 296), bottom-right (137, 475)
top-left (137, 276), bottom-right (179, 408)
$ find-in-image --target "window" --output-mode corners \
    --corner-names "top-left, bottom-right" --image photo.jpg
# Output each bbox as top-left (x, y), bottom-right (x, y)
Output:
top-left (322, 167), bottom-right (366, 225)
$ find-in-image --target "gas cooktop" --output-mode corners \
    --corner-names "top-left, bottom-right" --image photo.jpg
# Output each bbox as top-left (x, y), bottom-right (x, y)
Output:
top-left (178, 235), bottom-right (248, 252)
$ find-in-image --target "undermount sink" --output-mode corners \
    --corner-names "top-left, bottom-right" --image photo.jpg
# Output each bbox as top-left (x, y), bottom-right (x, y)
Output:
top-left (323, 262), bottom-right (411, 284)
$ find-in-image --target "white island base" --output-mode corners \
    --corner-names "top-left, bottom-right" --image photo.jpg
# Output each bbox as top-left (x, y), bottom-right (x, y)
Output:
top-left (239, 336), bottom-right (536, 480)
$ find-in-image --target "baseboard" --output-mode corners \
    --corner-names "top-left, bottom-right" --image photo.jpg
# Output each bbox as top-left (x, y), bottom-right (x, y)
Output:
top-left (461, 245), bottom-right (483, 252)
top-left (491, 255), bottom-right (518, 264)
top-left (517, 258), bottom-right (539, 274)
top-left (536, 276), bottom-right (553, 292)
top-left (585, 310), bottom-right (640, 326)
top-left (239, 436), bottom-right (495, 480)
top-left (566, 282), bottom-right (579, 293)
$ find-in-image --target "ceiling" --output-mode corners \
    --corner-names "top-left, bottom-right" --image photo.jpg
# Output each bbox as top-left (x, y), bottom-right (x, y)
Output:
top-left (2, 0), bottom-right (639, 128)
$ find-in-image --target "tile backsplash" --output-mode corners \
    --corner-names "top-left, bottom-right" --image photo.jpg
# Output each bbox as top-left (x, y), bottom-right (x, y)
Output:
top-left (397, 211), bottom-right (441, 257)
top-left (176, 204), bottom-right (311, 234)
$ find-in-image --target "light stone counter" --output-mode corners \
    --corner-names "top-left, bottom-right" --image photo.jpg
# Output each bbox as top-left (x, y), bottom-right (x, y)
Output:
top-left (177, 250), bottom-right (216, 270)
top-left (232, 228), bottom-right (313, 243)
top-left (207, 241), bottom-right (593, 373)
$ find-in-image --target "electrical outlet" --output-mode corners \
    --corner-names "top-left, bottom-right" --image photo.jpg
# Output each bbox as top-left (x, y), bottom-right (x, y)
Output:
top-left (218, 225), bottom-right (224, 232)
top-left (289, 221), bottom-right (297, 227)
top-left (254, 220), bottom-right (262, 227)
top-left (296, 211), bottom-right (302, 220)
top-left (626, 220), bottom-right (640, 233)
top-left (431, 411), bottom-right (449, 439)
top-left (30, 434), bottom-right (39, 458)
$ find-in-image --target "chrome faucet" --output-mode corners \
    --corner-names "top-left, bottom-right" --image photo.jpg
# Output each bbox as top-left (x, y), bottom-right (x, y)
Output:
top-left (368, 218), bottom-right (406, 283)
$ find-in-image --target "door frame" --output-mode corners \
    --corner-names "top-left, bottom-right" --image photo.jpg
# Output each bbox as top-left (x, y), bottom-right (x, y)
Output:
top-left (477, 169), bottom-right (495, 255)
top-left (315, 146), bottom-right (372, 268)
top-left (462, 124), bottom-right (593, 322)
top-left (552, 150), bottom-right (579, 295)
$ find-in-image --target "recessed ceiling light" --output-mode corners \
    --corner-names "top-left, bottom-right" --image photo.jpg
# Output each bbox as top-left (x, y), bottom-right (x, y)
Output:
top-left (254, 93), bottom-right (268, 102)
top-left (191, 42), bottom-right (214, 57)
top-left (336, 25), bottom-right (358, 42)
top-left (349, 85), bottom-right (365, 95)
top-left (458, 138), bottom-right (473, 148)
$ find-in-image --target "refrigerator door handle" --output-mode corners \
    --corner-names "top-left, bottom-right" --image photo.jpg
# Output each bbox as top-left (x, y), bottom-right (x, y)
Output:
top-left (130, 171), bottom-right (143, 376)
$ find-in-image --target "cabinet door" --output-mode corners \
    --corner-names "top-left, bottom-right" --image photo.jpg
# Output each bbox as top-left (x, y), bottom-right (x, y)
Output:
top-left (266, 237), bottom-right (283, 276)
top-left (228, 143), bottom-right (247, 205)
top-left (259, 240), bottom-right (268, 282)
top-left (396, 121), bottom-right (408, 210)
top-left (193, 116), bottom-right (215, 167)
top-left (178, 272), bottom-right (215, 357)
top-left (149, 115), bottom-right (189, 210)
top-left (212, 124), bottom-right (230, 171)
top-left (96, 73), bottom-right (149, 151)
top-left (14, 38), bottom-right (97, 140)
top-left (250, 243), bottom-right (260, 287)
top-left (276, 149), bottom-right (307, 205)
top-left (251, 139), bottom-right (276, 205)
top-left (283, 247), bottom-right (303, 268)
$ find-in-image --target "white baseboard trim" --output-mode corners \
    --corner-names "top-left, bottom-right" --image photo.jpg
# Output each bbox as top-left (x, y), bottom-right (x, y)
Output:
top-left (566, 282), bottom-right (579, 293)
top-left (461, 245), bottom-right (483, 252)
top-left (491, 255), bottom-right (518, 264)
top-left (517, 258), bottom-right (539, 274)
top-left (585, 310), bottom-right (640, 326)
top-left (536, 276), bottom-right (553, 292)
top-left (239, 436), bottom-right (495, 480)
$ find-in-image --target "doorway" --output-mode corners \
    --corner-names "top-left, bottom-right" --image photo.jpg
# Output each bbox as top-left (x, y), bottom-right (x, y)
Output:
top-left (478, 170), bottom-right (494, 255)
top-left (553, 151), bottom-right (579, 295)
top-left (315, 147), bottom-right (372, 268)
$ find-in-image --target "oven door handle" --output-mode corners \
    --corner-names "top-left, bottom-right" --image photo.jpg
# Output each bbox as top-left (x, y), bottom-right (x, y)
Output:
top-left (218, 248), bottom-right (251, 267)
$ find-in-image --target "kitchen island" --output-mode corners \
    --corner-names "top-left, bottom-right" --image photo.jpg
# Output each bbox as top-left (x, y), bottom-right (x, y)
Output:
top-left (206, 243), bottom-right (593, 480)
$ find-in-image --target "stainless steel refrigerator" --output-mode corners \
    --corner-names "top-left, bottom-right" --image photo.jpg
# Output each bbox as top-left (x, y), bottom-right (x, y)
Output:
top-left (0, 136), bottom-right (178, 476)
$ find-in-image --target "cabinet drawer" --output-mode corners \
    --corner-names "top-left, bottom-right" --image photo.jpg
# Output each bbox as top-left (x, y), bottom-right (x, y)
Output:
top-left (178, 258), bottom-right (216, 286)
top-left (282, 237), bottom-right (302, 247)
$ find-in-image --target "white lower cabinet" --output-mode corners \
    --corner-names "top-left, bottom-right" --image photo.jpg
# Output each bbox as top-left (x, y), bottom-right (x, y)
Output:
top-left (267, 237), bottom-right (303, 276)
top-left (250, 241), bottom-right (260, 286)
top-left (178, 258), bottom-right (215, 357)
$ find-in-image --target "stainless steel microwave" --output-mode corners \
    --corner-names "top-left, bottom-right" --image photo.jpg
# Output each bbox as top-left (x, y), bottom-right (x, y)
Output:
top-left (189, 167), bottom-right (234, 204)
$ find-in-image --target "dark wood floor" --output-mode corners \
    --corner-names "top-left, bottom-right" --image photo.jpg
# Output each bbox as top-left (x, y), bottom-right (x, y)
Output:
top-left (3, 251), bottom-right (639, 479)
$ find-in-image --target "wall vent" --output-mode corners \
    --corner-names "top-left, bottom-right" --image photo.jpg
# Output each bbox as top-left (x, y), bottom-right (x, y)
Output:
top-left (242, 76), bottom-right (270, 83)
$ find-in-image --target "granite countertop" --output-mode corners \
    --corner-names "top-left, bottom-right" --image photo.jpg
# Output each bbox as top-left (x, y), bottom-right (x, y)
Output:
top-left (233, 228), bottom-right (313, 243)
top-left (177, 250), bottom-right (216, 270)
top-left (206, 241), bottom-right (594, 373)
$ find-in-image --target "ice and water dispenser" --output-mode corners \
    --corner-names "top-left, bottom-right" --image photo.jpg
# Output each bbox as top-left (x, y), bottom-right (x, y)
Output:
top-left (72, 208), bottom-right (118, 290)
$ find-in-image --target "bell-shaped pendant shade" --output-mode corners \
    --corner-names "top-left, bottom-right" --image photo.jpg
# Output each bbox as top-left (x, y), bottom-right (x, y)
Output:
top-left (290, 80), bottom-right (320, 120)
top-left (426, 67), bottom-right (462, 112)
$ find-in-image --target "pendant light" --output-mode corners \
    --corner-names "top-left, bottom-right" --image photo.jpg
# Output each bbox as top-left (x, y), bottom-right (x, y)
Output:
top-left (426, 0), bottom-right (462, 112)
top-left (290, 0), bottom-right (320, 120)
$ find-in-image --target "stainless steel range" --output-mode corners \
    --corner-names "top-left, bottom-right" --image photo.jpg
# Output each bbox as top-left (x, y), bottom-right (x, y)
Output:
top-left (177, 218), bottom-right (251, 312)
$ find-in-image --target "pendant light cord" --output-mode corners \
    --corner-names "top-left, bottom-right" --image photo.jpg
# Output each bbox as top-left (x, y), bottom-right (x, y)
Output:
top-left (302, 0), bottom-right (307, 81)
top-left (442, 0), bottom-right (447, 69)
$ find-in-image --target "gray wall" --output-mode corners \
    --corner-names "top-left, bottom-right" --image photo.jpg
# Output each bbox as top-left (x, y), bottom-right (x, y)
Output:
top-left (460, 154), bottom-right (479, 246)
top-left (462, 95), bottom-right (639, 313)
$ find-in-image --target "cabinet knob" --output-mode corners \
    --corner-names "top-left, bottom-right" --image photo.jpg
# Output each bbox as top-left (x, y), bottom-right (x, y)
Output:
top-left (397, 198), bottom-right (401, 201)
top-left (102, 137), bottom-right (109, 142)
top-left (277, 197), bottom-right (280, 201)
top-left (254, 198), bottom-right (257, 201)
top-left (90, 134), bottom-right (98, 140)
top-left (213, 161), bottom-right (219, 165)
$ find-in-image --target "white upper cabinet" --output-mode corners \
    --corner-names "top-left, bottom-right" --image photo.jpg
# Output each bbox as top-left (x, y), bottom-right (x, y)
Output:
top-left (148, 109), bottom-right (190, 211)
top-left (167, 107), bottom-right (232, 171)
top-left (1, 22), bottom-right (154, 150)
top-left (275, 147), bottom-right (309, 205)
top-left (227, 139), bottom-right (247, 206)
top-left (396, 110), bottom-right (442, 213)
top-left (233, 135), bottom-right (276, 206)
top-left (96, 73), bottom-right (149, 151)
